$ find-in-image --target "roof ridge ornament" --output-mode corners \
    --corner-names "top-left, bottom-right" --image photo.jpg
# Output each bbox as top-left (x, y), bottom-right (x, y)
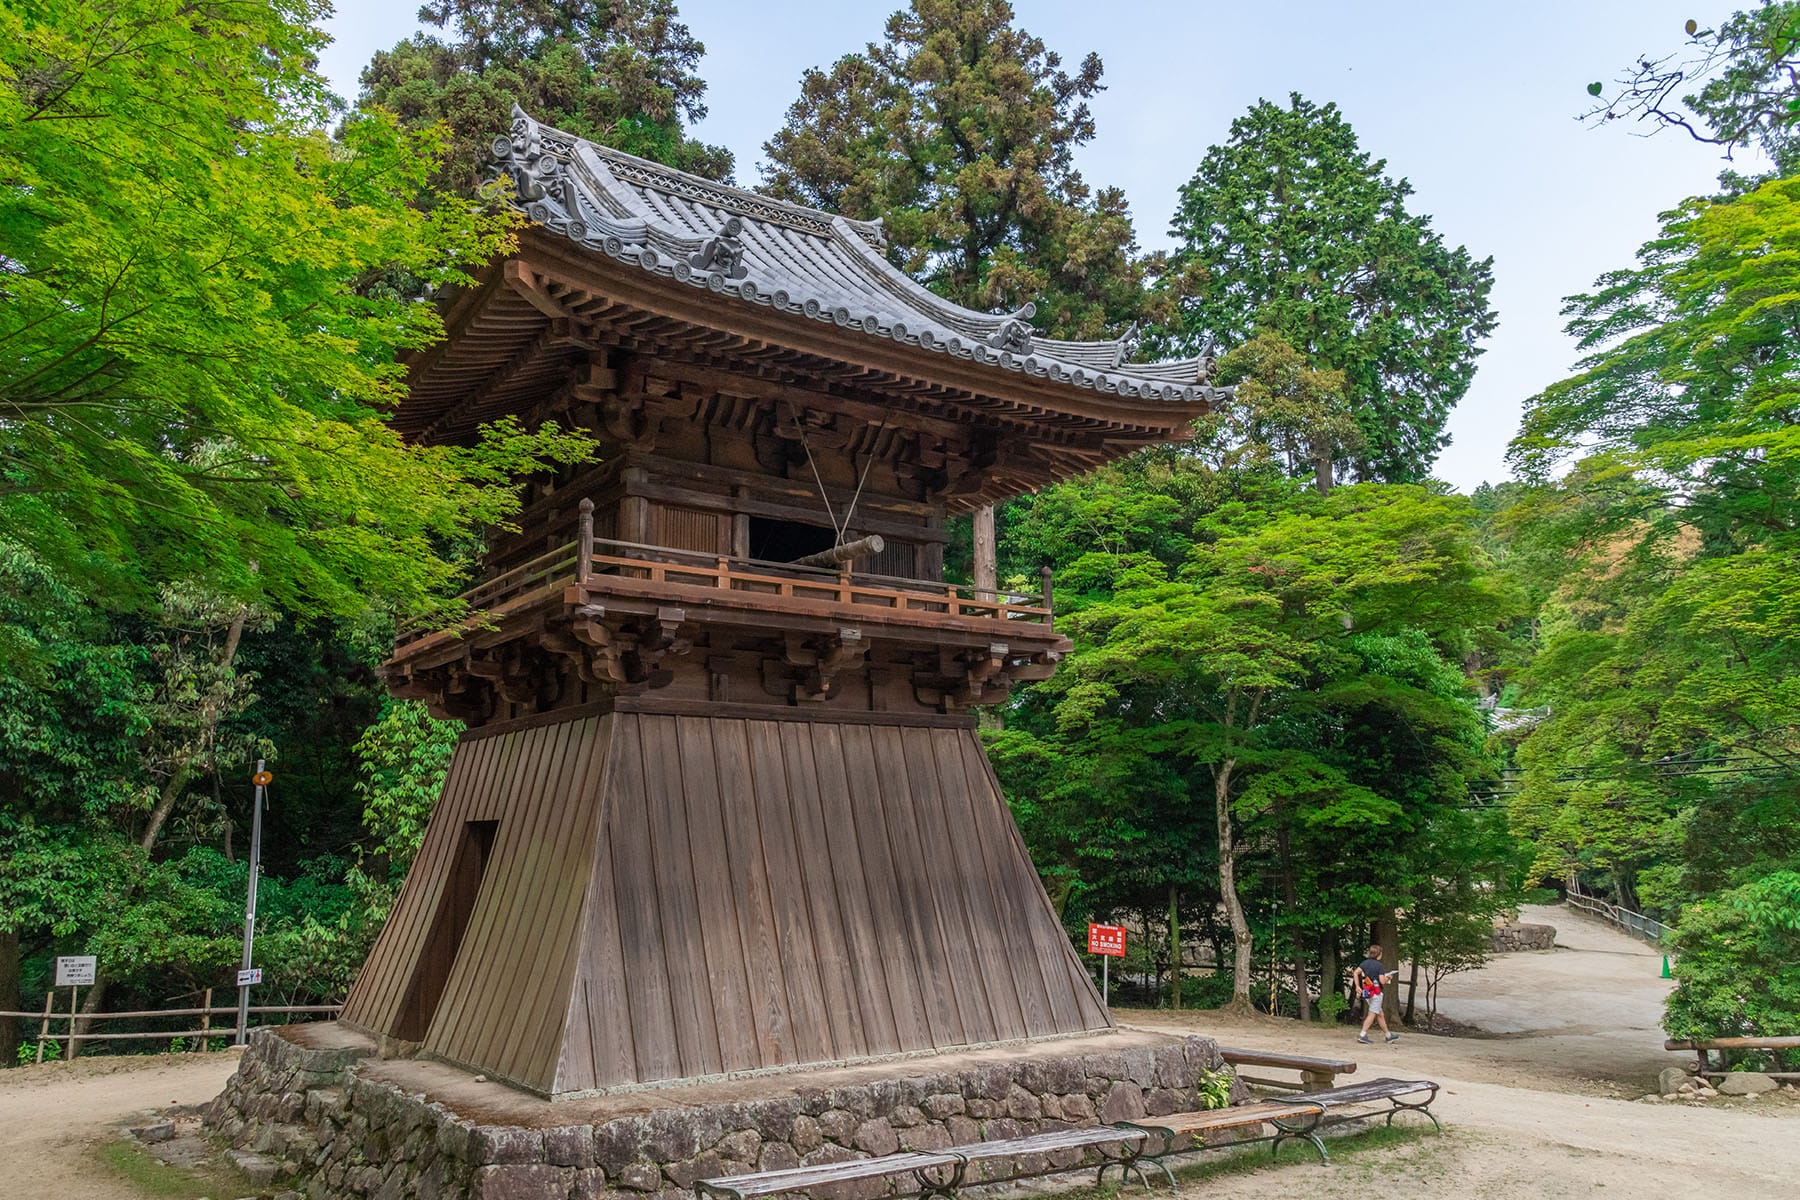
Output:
top-left (986, 313), bottom-right (1035, 355)
top-left (688, 216), bottom-right (749, 280)
top-left (494, 104), bottom-right (572, 224)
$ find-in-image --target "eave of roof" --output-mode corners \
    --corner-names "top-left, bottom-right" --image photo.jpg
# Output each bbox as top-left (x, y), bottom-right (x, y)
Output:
top-left (488, 106), bottom-right (1225, 410)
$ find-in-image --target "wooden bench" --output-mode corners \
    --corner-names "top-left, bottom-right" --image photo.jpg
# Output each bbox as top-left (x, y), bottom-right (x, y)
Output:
top-left (1667, 1036), bottom-right (1800, 1081)
top-left (697, 1079), bottom-right (1438, 1200)
top-left (1112, 1099), bottom-right (1330, 1174)
top-left (695, 1126), bottom-right (1149, 1200)
top-left (1217, 1046), bottom-right (1357, 1092)
top-left (1286, 1076), bottom-right (1443, 1134)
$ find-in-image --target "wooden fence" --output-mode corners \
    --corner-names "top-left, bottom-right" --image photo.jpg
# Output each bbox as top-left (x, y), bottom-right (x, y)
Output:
top-left (2, 989), bottom-right (341, 1063)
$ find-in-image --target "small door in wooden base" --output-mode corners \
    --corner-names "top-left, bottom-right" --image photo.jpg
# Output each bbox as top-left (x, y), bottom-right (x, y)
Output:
top-left (339, 706), bottom-right (1110, 1097)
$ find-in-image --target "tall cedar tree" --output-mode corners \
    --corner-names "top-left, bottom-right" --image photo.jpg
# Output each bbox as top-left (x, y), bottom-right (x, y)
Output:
top-left (1155, 94), bottom-right (1496, 484)
top-left (358, 0), bottom-right (732, 189)
top-left (761, 0), bottom-right (1153, 339)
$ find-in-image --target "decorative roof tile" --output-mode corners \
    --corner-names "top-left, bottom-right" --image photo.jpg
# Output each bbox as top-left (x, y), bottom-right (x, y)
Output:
top-left (490, 107), bottom-right (1224, 405)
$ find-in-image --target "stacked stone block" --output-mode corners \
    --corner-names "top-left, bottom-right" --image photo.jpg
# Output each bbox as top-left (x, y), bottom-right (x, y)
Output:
top-left (206, 1028), bottom-right (1234, 1200)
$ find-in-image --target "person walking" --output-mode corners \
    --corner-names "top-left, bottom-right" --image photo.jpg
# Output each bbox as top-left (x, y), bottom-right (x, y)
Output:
top-left (1352, 945), bottom-right (1401, 1045)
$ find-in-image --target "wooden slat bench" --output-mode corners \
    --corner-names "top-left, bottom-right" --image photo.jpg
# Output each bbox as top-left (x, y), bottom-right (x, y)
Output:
top-left (1112, 1098), bottom-right (1330, 1174)
top-left (1217, 1046), bottom-right (1357, 1092)
top-left (695, 1126), bottom-right (1150, 1200)
top-left (1286, 1076), bottom-right (1443, 1134)
top-left (697, 1079), bottom-right (1440, 1200)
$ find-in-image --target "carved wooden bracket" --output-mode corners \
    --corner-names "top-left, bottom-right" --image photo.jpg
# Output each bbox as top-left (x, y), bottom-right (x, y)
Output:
top-left (784, 627), bottom-right (867, 701)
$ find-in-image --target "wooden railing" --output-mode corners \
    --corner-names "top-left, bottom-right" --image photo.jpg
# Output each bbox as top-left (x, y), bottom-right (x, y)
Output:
top-left (395, 542), bottom-right (579, 646)
top-left (395, 498), bottom-right (1056, 649)
top-left (3, 991), bottom-right (342, 1062)
top-left (581, 537), bottom-right (1053, 624)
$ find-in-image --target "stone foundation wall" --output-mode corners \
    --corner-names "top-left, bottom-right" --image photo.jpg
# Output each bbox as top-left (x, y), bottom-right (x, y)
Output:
top-left (1490, 921), bottom-right (1556, 952)
top-left (206, 1027), bottom-right (1235, 1200)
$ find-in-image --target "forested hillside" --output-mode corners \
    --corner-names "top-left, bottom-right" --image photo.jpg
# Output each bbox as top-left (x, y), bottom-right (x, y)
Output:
top-left (3, 0), bottom-right (1795, 1064)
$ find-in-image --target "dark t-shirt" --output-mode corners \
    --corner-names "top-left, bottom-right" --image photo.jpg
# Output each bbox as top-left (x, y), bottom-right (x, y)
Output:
top-left (1357, 959), bottom-right (1389, 989)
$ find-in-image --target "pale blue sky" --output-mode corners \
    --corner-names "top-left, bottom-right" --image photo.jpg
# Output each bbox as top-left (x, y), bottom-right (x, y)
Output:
top-left (316, 2), bottom-right (1752, 492)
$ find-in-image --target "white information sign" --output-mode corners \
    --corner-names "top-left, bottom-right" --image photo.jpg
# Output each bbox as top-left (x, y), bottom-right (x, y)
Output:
top-left (55, 955), bottom-right (97, 987)
top-left (237, 967), bottom-right (262, 987)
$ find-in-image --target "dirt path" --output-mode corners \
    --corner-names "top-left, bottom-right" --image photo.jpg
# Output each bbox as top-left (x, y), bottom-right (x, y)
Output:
top-left (1125, 903), bottom-right (1798, 1197)
top-left (0, 1051), bottom-right (238, 1199)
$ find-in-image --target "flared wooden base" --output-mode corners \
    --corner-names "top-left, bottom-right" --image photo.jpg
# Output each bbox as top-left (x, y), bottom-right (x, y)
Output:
top-left (340, 705), bottom-right (1109, 1096)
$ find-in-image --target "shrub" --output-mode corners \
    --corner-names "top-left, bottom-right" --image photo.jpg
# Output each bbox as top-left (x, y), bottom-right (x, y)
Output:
top-left (1664, 872), bottom-right (1800, 1070)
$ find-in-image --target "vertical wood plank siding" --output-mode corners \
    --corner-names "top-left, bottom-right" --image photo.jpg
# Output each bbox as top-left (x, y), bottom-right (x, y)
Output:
top-left (343, 712), bottom-right (1110, 1096)
top-left (650, 503), bottom-right (728, 553)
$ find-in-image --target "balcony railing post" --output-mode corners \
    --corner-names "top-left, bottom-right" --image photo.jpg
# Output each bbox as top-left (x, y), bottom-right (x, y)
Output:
top-left (1041, 566), bottom-right (1054, 630)
top-left (576, 498), bottom-right (594, 584)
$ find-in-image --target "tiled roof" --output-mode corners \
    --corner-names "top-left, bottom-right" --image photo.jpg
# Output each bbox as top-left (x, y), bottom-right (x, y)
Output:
top-left (491, 106), bottom-right (1222, 406)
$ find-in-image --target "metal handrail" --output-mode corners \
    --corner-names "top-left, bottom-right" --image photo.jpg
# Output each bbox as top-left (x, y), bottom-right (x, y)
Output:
top-left (1565, 887), bottom-right (1670, 945)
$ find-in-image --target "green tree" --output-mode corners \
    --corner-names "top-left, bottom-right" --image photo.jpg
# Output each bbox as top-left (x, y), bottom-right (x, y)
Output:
top-left (1506, 176), bottom-right (1800, 899)
top-left (1211, 333), bottom-right (1360, 494)
top-left (354, 700), bottom-right (461, 877)
top-left (358, 0), bottom-right (732, 189)
top-left (1663, 873), bottom-right (1800, 1062)
top-left (762, 0), bottom-right (1154, 338)
top-left (1499, 130), bottom-right (1800, 1051)
top-left (1584, 3), bottom-right (1800, 176)
top-left (1154, 94), bottom-right (1496, 483)
top-left (996, 468), bottom-right (1504, 1009)
top-left (1, 0), bottom-right (592, 621)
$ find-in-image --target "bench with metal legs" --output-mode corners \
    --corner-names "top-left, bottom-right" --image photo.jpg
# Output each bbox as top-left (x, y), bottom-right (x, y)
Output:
top-left (1109, 1098), bottom-right (1332, 1189)
top-left (1287, 1077), bottom-right (1443, 1134)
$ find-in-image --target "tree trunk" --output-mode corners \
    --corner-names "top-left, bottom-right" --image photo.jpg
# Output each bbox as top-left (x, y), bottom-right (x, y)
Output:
top-left (1403, 956), bottom-right (1420, 1025)
top-left (1275, 825), bottom-right (1310, 1021)
top-left (1318, 930), bottom-right (1340, 1023)
top-left (1214, 759), bottom-right (1254, 1008)
top-left (1168, 884), bottom-right (1182, 1010)
top-left (140, 606), bottom-right (248, 853)
top-left (1312, 453), bottom-right (1333, 495)
top-left (0, 928), bottom-right (18, 1065)
top-left (1373, 912), bottom-right (1401, 1021)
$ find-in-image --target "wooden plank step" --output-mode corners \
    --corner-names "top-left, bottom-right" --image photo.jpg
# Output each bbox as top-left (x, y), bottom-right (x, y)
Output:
top-left (1289, 1077), bottom-right (1438, 1107)
top-left (1123, 1101), bottom-right (1325, 1138)
top-left (697, 1152), bottom-right (960, 1199)
top-left (1217, 1045), bottom-right (1358, 1074)
top-left (948, 1125), bottom-right (1146, 1162)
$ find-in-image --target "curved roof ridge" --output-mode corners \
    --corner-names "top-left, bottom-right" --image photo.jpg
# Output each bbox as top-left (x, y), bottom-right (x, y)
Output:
top-left (487, 106), bottom-right (1225, 407)
top-left (1030, 336), bottom-right (1127, 371)
top-left (825, 218), bottom-right (1034, 343)
top-left (587, 138), bottom-right (890, 250)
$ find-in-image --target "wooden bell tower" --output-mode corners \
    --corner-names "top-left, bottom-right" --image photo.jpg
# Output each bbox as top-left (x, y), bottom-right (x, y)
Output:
top-left (338, 107), bottom-right (1219, 1097)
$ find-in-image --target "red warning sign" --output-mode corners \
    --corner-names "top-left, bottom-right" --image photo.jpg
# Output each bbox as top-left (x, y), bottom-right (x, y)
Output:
top-left (1087, 923), bottom-right (1127, 957)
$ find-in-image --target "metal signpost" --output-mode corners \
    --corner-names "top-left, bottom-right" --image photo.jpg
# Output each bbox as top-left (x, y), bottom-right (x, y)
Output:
top-left (236, 761), bottom-right (271, 1045)
top-left (1087, 923), bottom-right (1127, 1008)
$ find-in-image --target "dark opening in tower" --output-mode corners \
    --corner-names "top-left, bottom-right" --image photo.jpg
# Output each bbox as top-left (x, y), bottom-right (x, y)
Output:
top-left (394, 819), bottom-right (497, 1042)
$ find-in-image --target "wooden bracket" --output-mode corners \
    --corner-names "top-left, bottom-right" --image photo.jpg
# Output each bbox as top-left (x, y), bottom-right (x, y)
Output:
top-left (785, 627), bottom-right (866, 701)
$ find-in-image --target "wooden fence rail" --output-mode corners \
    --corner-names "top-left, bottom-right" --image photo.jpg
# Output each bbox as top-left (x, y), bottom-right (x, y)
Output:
top-left (2, 994), bottom-right (341, 1063)
top-left (1565, 885), bottom-right (1670, 944)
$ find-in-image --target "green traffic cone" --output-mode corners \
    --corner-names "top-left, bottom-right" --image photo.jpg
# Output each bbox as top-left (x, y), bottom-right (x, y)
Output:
top-left (1660, 955), bottom-right (1672, 979)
